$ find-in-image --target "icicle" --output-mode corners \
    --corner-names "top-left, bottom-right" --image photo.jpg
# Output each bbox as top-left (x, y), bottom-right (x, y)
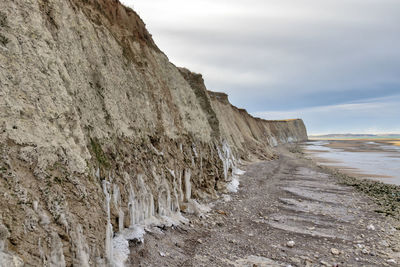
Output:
top-left (105, 222), bottom-right (113, 265)
top-left (102, 180), bottom-right (113, 264)
top-left (112, 184), bottom-right (124, 232)
top-left (192, 143), bottom-right (198, 158)
top-left (177, 169), bottom-right (184, 202)
top-left (128, 184), bottom-right (136, 227)
top-left (118, 209), bottom-right (124, 233)
top-left (49, 232), bottom-right (66, 267)
top-left (73, 224), bottom-right (90, 267)
top-left (184, 169), bottom-right (191, 201)
top-left (149, 193), bottom-right (155, 218)
top-left (168, 169), bottom-right (181, 213)
top-left (217, 144), bottom-right (229, 181)
top-left (171, 184), bottom-right (180, 213)
top-left (217, 141), bottom-right (246, 193)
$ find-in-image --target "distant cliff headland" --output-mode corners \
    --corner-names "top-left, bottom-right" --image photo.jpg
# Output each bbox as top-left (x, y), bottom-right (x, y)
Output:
top-left (0, 0), bottom-right (307, 265)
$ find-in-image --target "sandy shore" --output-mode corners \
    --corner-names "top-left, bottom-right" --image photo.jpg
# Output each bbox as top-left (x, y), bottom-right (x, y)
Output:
top-left (303, 140), bottom-right (400, 186)
top-left (322, 139), bottom-right (400, 153)
top-left (126, 147), bottom-right (400, 266)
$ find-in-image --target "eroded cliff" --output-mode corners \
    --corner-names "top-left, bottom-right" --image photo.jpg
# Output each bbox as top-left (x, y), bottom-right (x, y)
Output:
top-left (0, 0), bottom-right (307, 266)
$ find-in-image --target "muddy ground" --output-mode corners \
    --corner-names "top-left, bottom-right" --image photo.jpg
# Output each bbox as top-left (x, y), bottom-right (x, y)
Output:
top-left (127, 147), bottom-right (400, 266)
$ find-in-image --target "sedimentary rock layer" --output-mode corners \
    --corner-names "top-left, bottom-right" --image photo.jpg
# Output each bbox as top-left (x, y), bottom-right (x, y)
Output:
top-left (0, 0), bottom-right (307, 265)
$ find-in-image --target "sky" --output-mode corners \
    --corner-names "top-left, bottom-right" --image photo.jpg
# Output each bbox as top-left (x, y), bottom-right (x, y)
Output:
top-left (120, 0), bottom-right (400, 135)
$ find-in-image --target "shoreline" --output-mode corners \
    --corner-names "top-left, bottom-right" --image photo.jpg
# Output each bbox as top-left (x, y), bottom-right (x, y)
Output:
top-left (318, 165), bottom-right (400, 221)
top-left (292, 143), bottom-right (400, 222)
top-left (302, 139), bottom-right (400, 186)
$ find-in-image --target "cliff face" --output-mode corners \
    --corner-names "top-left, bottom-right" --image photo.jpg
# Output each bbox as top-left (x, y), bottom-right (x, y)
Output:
top-left (0, 0), bottom-right (307, 266)
top-left (208, 91), bottom-right (307, 160)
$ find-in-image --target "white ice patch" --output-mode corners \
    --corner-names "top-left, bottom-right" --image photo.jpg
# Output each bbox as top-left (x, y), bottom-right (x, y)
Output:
top-left (111, 226), bottom-right (145, 267)
top-left (227, 176), bottom-right (240, 193)
top-left (270, 137), bottom-right (278, 147)
top-left (184, 199), bottom-right (211, 216)
top-left (234, 168), bottom-right (246, 176)
top-left (111, 235), bottom-right (129, 267)
top-left (222, 194), bottom-right (232, 202)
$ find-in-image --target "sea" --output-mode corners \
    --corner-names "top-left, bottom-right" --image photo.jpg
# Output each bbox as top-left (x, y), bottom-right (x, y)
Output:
top-left (303, 139), bottom-right (400, 186)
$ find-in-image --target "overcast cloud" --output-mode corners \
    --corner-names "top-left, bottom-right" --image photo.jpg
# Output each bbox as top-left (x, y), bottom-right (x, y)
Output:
top-left (121, 0), bottom-right (400, 134)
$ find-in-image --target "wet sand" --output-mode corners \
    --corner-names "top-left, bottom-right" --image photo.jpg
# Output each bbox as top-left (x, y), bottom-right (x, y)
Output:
top-left (303, 139), bottom-right (400, 185)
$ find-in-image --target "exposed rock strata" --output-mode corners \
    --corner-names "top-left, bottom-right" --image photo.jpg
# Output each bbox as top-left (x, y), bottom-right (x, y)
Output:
top-left (0, 0), bottom-right (307, 265)
top-left (208, 91), bottom-right (307, 160)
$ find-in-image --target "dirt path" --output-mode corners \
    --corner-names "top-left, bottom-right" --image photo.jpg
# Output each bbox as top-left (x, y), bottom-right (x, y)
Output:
top-left (128, 149), bottom-right (400, 266)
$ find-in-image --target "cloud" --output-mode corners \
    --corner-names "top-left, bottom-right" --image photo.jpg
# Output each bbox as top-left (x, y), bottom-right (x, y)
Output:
top-left (253, 95), bottom-right (400, 134)
top-left (121, 0), bottom-right (400, 133)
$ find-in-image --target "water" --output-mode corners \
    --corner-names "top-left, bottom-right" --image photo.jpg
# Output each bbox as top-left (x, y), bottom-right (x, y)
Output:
top-left (303, 140), bottom-right (400, 185)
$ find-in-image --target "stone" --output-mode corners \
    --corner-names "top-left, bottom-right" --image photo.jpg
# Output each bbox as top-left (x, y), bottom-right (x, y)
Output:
top-left (331, 248), bottom-right (340, 255)
top-left (320, 261), bottom-right (330, 266)
top-left (289, 257), bottom-right (301, 264)
top-left (286, 241), bottom-right (295, 248)
top-left (362, 248), bottom-right (370, 255)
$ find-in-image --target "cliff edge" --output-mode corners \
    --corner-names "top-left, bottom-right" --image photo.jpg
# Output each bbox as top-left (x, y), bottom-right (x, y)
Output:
top-left (0, 0), bottom-right (307, 266)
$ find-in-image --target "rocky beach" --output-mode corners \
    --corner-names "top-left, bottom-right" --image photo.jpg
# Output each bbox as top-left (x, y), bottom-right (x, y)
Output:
top-left (125, 145), bottom-right (400, 266)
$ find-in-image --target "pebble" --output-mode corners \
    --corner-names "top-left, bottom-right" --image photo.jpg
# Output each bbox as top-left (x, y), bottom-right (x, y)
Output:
top-left (356, 243), bottom-right (364, 249)
top-left (286, 240), bottom-right (295, 248)
top-left (361, 248), bottom-right (370, 255)
top-left (289, 257), bottom-right (301, 264)
top-left (320, 260), bottom-right (330, 266)
top-left (387, 259), bottom-right (397, 264)
top-left (367, 224), bottom-right (376, 230)
top-left (331, 248), bottom-right (340, 255)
